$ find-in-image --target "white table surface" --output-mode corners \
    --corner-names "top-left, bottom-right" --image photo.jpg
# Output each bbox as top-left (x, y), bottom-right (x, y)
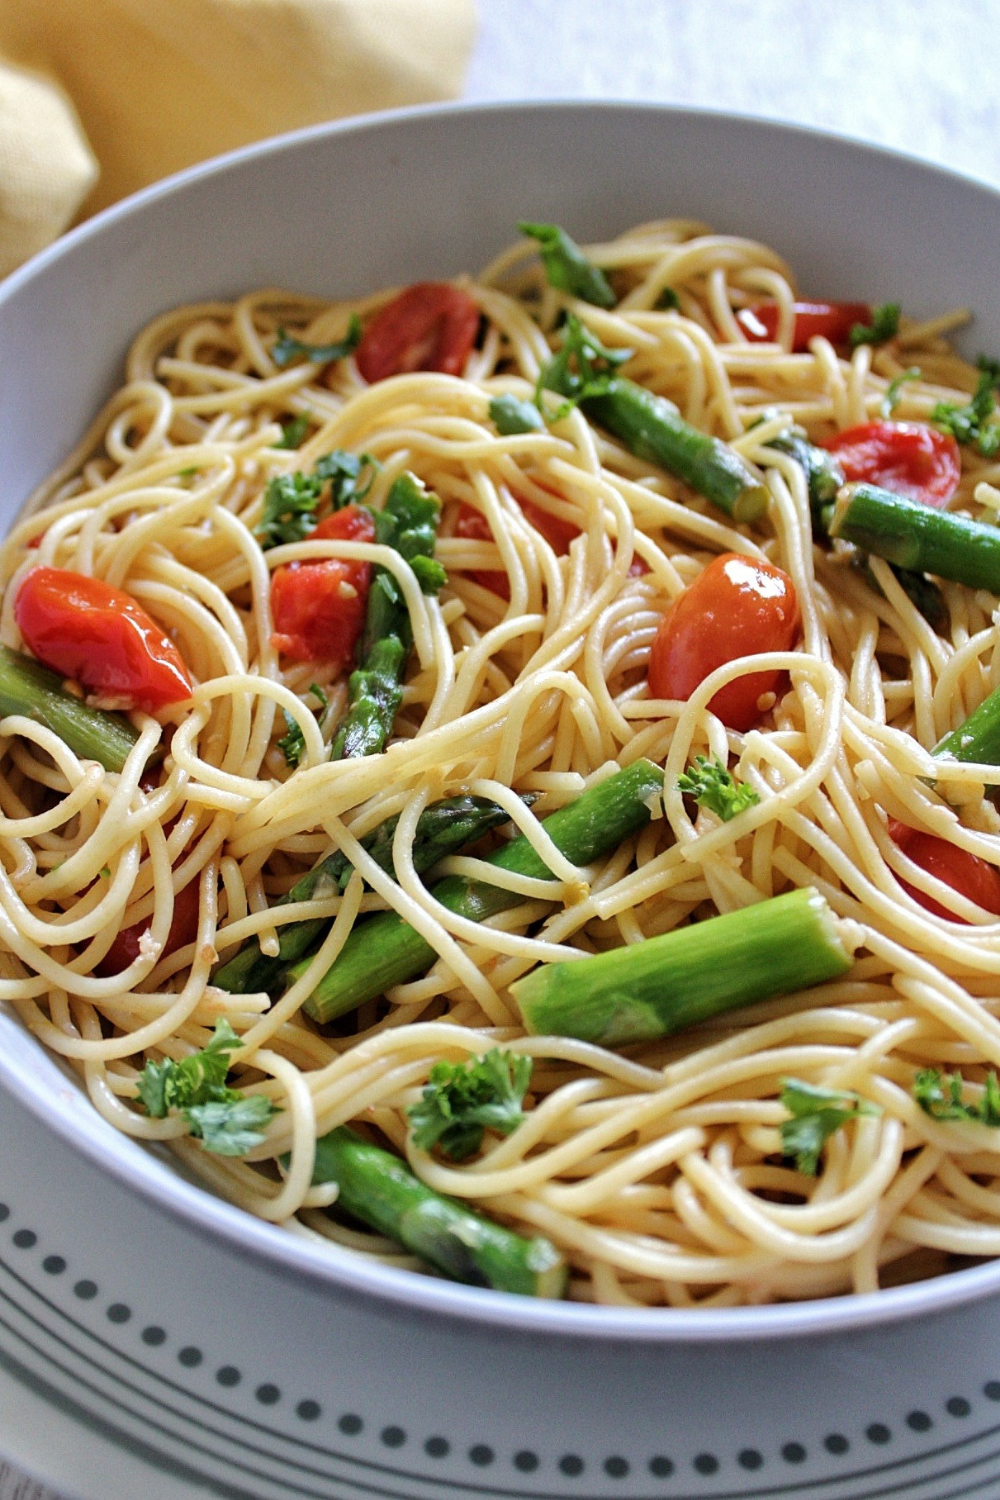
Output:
top-left (3, 1), bottom-right (1000, 1494)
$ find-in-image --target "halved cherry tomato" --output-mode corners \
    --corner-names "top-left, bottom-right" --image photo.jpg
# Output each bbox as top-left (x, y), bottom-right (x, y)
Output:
top-left (97, 878), bottom-right (201, 976)
top-left (823, 420), bottom-right (961, 508)
top-left (887, 818), bottom-right (1000, 922)
top-left (356, 283), bottom-right (480, 383)
top-left (270, 504), bottom-right (375, 668)
top-left (455, 503), bottom-right (510, 598)
top-left (14, 566), bottom-right (192, 712)
top-left (736, 300), bottom-right (873, 352)
top-left (647, 552), bottom-right (801, 732)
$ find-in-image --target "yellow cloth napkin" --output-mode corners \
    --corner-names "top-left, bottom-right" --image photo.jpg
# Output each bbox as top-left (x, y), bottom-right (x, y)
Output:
top-left (0, 0), bottom-right (477, 276)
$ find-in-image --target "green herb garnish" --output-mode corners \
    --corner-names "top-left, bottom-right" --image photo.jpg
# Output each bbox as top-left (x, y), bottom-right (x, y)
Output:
top-left (271, 315), bottom-right (362, 369)
top-left (780, 1078), bottom-right (879, 1175)
top-left (275, 413), bottom-right (311, 450)
top-left (654, 287), bottom-right (680, 311)
top-left (313, 449), bottom-right (379, 510)
top-left (932, 357), bottom-right (1000, 456)
top-left (489, 394), bottom-right (545, 435)
top-left (677, 755), bottom-right (759, 821)
top-left (850, 302), bottom-right (900, 348)
top-left (136, 1018), bottom-right (279, 1157)
top-left (881, 366), bottom-right (921, 417)
top-left (278, 684), bottom-right (329, 768)
top-left (914, 1067), bottom-right (1000, 1126)
top-left (407, 1049), bottom-right (533, 1162)
top-left (536, 313), bottom-right (632, 419)
top-left (255, 470), bottom-right (324, 549)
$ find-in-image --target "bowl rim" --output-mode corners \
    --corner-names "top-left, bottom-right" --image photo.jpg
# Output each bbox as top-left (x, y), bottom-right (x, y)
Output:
top-left (4, 95), bottom-right (1000, 1345)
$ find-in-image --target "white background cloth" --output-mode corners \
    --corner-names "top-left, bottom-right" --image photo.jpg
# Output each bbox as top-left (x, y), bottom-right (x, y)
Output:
top-left (3, 0), bottom-right (999, 1494)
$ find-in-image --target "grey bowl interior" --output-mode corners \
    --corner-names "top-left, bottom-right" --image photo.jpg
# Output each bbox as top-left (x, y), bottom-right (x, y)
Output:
top-left (2, 100), bottom-right (1000, 1342)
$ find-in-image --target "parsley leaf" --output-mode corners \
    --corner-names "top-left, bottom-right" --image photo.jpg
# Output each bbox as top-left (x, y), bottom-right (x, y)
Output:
top-left (931, 357), bottom-right (1000, 456)
top-left (278, 684), bottom-right (329, 769)
top-left (275, 412), bottom-right (311, 450)
top-left (136, 1018), bottom-right (279, 1157)
top-left (850, 302), bottom-right (901, 348)
top-left (881, 366), bottom-right (921, 417)
top-left (780, 1078), bottom-right (880, 1175)
top-left (537, 312), bottom-right (632, 416)
top-left (271, 314), bottom-right (362, 368)
top-left (654, 286), bottom-right (680, 311)
top-left (313, 449), bottom-right (379, 510)
top-left (407, 1049), bottom-right (533, 1162)
top-left (255, 470), bottom-right (324, 549)
top-left (518, 221), bottom-right (616, 309)
top-left (489, 394), bottom-right (545, 435)
top-left (185, 1094), bottom-right (278, 1156)
top-left (914, 1067), bottom-right (1000, 1126)
top-left (677, 755), bottom-right (759, 821)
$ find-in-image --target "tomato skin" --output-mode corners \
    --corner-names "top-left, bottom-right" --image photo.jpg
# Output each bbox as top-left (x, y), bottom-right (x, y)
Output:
top-left (97, 878), bottom-right (201, 975)
top-left (823, 420), bottom-right (961, 508)
top-left (455, 497), bottom-right (585, 600)
top-left (356, 283), bottom-right (480, 383)
top-left (270, 504), bottom-right (375, 668)
top-left (737, 300), bottom-right (872, 352)
top-left (887, 819), bottom-right (1000, 922)
top-left (14, 567), bottom-right (192, 711)
top-left (647, 552), bottom-right (801, 732)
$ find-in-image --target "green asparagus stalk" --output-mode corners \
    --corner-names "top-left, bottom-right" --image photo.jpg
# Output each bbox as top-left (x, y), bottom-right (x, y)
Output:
top-left (213, 794), bottom-right (526, 995)
top-left (765, 429), bottom-right (843, 531)
top-left (518, 221), bottom-right (616, 309)
top-left (298, 757), bottom-right (666, 1024)
top-left (0, 643), bottom-right (139, 772)
top-left (511, 885), bottom-right (856, 1047)
top-left (540, 316), bottom-right (769, 522)
top-left (934, 683), bottom-right (1000, 770)
top-left (828, 482), bottom-right (1000, 594)
top-left (329, 473), bottom-right (446, 761)
top-left (310, 1125), bottom-right (568, 1297)
top-left (859, 557), bottom-right (949, 635)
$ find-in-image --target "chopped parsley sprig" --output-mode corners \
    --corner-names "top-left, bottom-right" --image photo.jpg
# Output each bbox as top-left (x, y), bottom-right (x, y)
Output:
top-left (779, 1078), bottom-right (880, 1176)
top-left (407, 1049), bottom-right (533, 1162)
top-left (850, 301), bottom-right (900, 348)
top-left (136, 1018), bottom-right (279, 1156)
top-left (271, 314), bottom-right (361, 369)
top-left (914, 1067), bottom-right (1000, 1126)
top-left (677, 755), bottom-right (759, 821)
top-left (255, 450), bottom-right (379, 549)
top-left (278, 684), bottom-right (329, 768)
top-left (932, 357), bottom-right (1000, 456)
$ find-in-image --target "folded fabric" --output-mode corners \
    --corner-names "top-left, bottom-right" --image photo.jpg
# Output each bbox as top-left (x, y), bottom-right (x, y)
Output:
top-left (0, 0), bottom-right (477, 276)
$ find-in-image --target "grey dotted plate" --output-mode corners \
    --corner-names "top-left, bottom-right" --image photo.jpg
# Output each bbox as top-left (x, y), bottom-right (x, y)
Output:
top-left (5, 1074), bottom-right (1000, 1500)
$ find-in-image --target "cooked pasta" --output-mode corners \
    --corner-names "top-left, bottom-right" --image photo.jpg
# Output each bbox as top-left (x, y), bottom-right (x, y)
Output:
top-left (4, 217), bottom-right (1000, 1306)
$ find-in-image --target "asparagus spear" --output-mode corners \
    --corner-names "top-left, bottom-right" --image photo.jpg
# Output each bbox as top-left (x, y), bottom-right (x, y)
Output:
top-left (540, 316), bottom-right (769, 522)
top-left (518, 221), bottom-right (616, 309)
top-left (828, 482), bottom-right (1000, 594)
top-left (512, 885), bottom-right (855, 1046)
top-left (310, 1125), bottom-right (568, 1297)
top-left (329, 473), bottom-right (446, 761)
top-left (213, 794), bottom-right (525, 995)
top-left (765, 429), bottom-right (843, 531)
top-left (934, 684), bottom-right (1000, 770)
top-left (298, 757), bottom-right (665, 1024)
top-left (0, 643), bottom-right (139, 772)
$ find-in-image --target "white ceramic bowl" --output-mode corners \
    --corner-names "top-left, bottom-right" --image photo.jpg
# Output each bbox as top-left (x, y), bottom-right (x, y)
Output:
top-left (3, 103), bottom-right (1000, 1499)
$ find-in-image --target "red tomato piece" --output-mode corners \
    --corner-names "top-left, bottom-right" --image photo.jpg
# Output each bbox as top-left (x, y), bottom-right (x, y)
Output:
top-left (520, 499), bottom-right (579, 556)
top-left (823, 420), bottom-right (961, 508)
top-left (455, 503), bottom-right (510, 599)
top-left (270, 504), bottom-right (375, 667)
top-left (647, 552), bottom-right (801, 732)
top-left (736, 300), bottom-right (873, 352)
top-left (14, 567), bottom-right (192, 712)
top-left (887, 819), bottom-right (1000, 922)
top-left (97, 878), bottom-right (201, 976)
top-left (356, 283), bottom-right (480, 383)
